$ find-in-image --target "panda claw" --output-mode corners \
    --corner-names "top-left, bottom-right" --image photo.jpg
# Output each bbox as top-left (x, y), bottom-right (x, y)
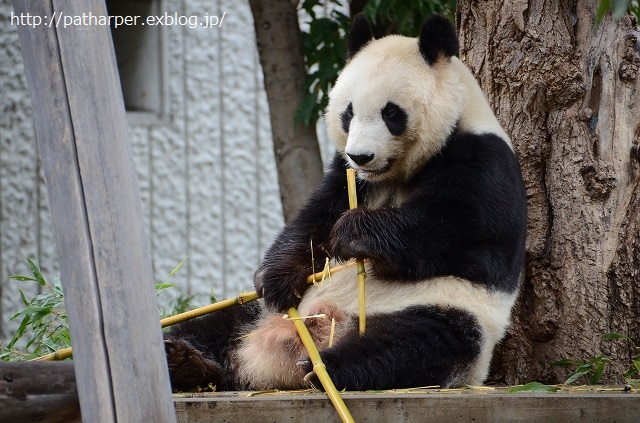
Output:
top-left (296, 360), bottom-right (319, 388)
top-left (303, 371), bottom-right (316, 384)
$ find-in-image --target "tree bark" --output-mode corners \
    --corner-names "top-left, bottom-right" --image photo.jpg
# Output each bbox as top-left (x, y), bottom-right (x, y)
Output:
top-left (249, 0), bottom-right (324, 223)
top-left (457, 1), bottom-right (640, 384)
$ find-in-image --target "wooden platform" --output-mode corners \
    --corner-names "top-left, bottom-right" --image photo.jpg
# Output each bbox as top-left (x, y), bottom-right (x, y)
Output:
top-left (174, 387), bottom-right (640, 423)
top-left (2, 361), bottom-right (639, 422)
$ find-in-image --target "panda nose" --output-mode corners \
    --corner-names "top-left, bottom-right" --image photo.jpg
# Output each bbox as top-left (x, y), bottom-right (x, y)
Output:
top-left (347, 153), bottom-right (374, 166)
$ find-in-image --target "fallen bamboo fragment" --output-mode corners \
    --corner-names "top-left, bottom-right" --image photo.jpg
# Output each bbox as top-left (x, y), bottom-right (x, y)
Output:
top-left (346, 168), bottom-right (367, 335)
top-left (30, 347), bottom-right (73, 362)
top-left (287, 307), bottom-right (355, 423)
top-left (30, 261), bottom-right (357, 362)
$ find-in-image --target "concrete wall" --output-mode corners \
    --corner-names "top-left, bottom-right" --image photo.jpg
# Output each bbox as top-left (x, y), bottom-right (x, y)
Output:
top-left (0, 0), bottom-right (327, 341)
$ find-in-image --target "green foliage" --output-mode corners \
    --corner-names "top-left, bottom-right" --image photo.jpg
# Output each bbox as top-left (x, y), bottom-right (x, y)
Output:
top-left (603, 333), bottom-right (640, 385)
top-left (297, 0), bottom-right (456, 127)
top-left (297, 0), bottom-right (350, 127)
top-left (596, 0), bottom-right (640, 24)
top-left (551, 333), bottom-right (640, 386)
top-left (1, 256), bottom-right (194, 361)
top-left (551, 355), bottom-right (610, 385)
top-left (156, 255), bottom-right (194, 317)
top-left (0, 258), bottom-right (70, 361)
top-left (508, 382), bottom-right (562, 393)
top-left (362, 0), bottom-right (455, 36)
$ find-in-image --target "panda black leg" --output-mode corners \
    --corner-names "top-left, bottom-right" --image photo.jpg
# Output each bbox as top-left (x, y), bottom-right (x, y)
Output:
top-left (304, 305), bottom-right (483, 391)
top-left (165, 337), bottom-right (226, 391)
top-left (163, 302), bottom-right (262, 391)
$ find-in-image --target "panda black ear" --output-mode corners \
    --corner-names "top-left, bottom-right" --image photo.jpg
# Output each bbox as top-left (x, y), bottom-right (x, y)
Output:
top-left (347, 13), bottom-right (374, 59)
top-left (418, 14), bottom-right (459, 65)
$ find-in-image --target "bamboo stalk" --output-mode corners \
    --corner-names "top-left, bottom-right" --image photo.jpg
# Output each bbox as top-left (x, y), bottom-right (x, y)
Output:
top-left (29, 261), bottom-right (357, 362)
top-left (287, 307), bottom-right (355, 423)
top-left (346, 168), bottom-right (367, 336)
top-left (30, 347), bottom-right (73, 362)
top-left (306, 260), bottom-right (355, 283)
top-left (160, 291), bottom-right (259, 328)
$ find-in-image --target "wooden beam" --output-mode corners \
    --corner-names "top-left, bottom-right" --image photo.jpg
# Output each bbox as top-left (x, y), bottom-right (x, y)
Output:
top-left (0, 362), bottom-right (80, 423)
top-left (11, 1), bottom-right (176, 421)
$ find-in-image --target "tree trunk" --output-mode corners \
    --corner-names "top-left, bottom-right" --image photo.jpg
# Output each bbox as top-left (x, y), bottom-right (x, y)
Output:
top-left (249, 0), bottom-right (324, 223)
top-left (457, 1), bottom-right (640, 385)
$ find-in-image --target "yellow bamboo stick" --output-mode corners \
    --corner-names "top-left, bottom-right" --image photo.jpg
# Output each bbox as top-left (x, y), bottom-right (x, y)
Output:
top-left (287, 307), bottom-right (355, 423)
top-left (160, 291), bottom-right (259, 328)
top-left (346, 168), bottom-right (367, 336)
top-left (30, 346), bottom-right (73, 362)
top-left (29, 261), bottom-right (357, 362)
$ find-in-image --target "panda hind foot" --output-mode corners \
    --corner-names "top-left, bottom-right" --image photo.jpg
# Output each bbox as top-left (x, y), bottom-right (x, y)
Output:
top-left (164, 337), bottom-right (226, 391)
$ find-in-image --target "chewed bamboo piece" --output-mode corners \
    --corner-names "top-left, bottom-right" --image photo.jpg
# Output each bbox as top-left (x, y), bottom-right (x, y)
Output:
top-left (346, 168), bottom-right (367, 336)
top-left (287, 307), bottom-right (355, 423)
top-left (30, 261), bottom-right (357, 362)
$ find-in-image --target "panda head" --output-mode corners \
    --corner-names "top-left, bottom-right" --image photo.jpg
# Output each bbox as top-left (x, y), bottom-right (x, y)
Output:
top-left (325, 14), bottom-right (467, 182)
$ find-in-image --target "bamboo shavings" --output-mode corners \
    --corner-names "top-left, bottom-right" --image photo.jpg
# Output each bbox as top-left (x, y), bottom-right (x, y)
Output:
top-left (287, 306), bottom-right (355, 423)
top-left (305, 260), bottom-right (356, 284)
top-left (329, 318), bottom-right (336, 348)
top-left (346, 168), bottom-right (367, 336)
top-left (282, 313), bottom-right (327, 321)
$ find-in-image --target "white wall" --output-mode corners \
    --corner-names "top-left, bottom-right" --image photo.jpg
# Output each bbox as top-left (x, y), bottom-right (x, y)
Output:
top-left (0, 0), bottom-right (303, 341)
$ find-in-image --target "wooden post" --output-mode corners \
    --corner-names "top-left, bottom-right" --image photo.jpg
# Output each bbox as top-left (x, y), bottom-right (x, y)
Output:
top-left (12, 1), bottom-right (176, 421)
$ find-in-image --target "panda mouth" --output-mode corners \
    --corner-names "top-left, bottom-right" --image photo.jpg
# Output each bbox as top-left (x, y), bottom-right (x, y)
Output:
top-left (357, 158), bottom-right (396, 178)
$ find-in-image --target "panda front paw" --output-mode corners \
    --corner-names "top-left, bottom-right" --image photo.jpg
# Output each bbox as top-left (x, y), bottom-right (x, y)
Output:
top-left (254, 261), bottom-right (310, 312)
top-left (329, 208), bottom-right (371, 261)
top-left (164, 337), bottom-right (225, 391)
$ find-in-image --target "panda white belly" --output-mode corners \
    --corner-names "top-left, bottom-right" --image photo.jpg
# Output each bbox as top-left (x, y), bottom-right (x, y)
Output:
top-left (302, 265), bottom-right (518, 385)
top-left (235, 262), bottom-right (517, 390)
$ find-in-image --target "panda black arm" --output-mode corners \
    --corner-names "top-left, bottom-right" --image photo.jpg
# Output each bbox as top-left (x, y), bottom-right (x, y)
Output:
top-left (255, 154), bottom-right (355, 311)
top-left (330, 133), bottom-right (527, 291)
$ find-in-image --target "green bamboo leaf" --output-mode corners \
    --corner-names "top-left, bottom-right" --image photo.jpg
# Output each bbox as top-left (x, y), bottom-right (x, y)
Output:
top-left (590, 360), bottom-right (607, 385)
top-left (508, 382), bottom-right (561, 393)
top-left (564, 369), bottom-right (591, 385)
top-left (575, 362), bottom-right (594, 372)
top-left (8, 316), bottom-right (31, 349)
top-left (53, 276), bottom-right (64, 292)
top-left (8, 275), bottom-right (38, 282)
top-left (26, 257), bottom-right (46, 286)
top-left (155, 283), bottom-right (175, 291)
top-left (162, 255), bottom-right (190, 284)
top-left (602, 332), bottom-right (630, 341)
top-left (19, 288), bottom-right (29, 307)
top-left (25, 326), bottom-right (49, 350)
top-left (596, 0), bottom-right (612, 25)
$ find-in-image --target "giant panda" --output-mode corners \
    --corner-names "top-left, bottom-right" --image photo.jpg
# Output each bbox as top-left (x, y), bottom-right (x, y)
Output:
top-left (164, 13), bottom-right (527, 392)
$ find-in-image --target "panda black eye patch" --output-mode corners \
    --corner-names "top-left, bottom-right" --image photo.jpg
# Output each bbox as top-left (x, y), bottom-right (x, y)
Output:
top-left (341, 102), bottom-right (354, 133)
top-left (381, 102), bottom-right (407, 136)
